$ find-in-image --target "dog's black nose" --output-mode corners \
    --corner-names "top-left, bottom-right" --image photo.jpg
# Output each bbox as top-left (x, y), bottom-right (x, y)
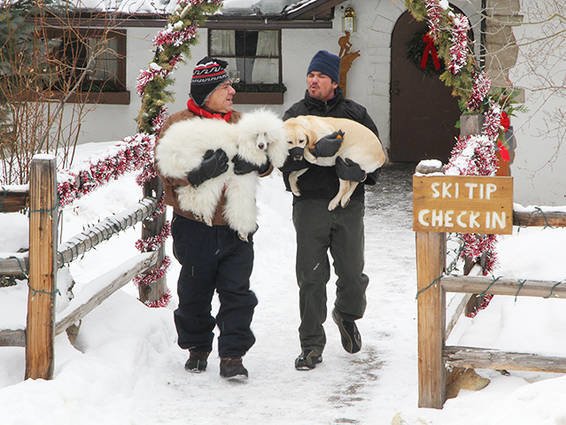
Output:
top-left (258, 143), bottom-right (265, 150)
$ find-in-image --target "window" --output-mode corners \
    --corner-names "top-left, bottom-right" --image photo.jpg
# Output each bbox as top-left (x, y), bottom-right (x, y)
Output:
top-left (208, 29), bottom-right (285, 104)
top-left (43, 28), bottom-right (129, 104)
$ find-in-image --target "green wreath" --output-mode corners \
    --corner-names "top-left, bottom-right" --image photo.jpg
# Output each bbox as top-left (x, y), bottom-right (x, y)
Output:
top-left (406, 28), bottom-right (445, 76)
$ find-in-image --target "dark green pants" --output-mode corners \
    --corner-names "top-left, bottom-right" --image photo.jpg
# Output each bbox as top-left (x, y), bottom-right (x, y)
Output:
top-left (292, 198), bottom-right (369, 353)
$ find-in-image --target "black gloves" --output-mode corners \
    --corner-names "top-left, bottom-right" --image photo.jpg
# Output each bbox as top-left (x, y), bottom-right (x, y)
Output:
top-left (233, 155), bottom-right (270, 175)
top-left (279, 155), bottom-right (309, 173)
top-left (311, 130), bottom-right (345, 157)
top-left (187, 149), bottom-right (229, 187)
top-left (335, 157), bottom-right (366, 182)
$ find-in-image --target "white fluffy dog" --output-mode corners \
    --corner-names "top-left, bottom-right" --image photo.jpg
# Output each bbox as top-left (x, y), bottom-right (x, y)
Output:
top-left (155, 109), bottom-right (287, 240)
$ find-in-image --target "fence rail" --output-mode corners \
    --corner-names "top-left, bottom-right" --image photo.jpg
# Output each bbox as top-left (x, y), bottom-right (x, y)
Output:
top-left (513, 209), bottom-right (566, 227)
top-left (0, 329), bottom-right (25, 347)
top-left (0, 155), bottom-right (166, 381)
top-left (0, 197), bottom-right (158, 277)
top-left (54, 251), bottom-right (159, 335)
top-left (0, 189), bottom-right (29, 212)
top-left (0, 256), bottom-right (28, 277)
top-left (441, 275), bottom-right (566, 298)
top-left (57, 197), bottom-right (158, 267)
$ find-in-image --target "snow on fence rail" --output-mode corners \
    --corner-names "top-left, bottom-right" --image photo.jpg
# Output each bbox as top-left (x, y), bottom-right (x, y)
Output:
top-left (0, 154), bottom-right (166, 380)
top-left (414, 160), bottom-right (566, 409)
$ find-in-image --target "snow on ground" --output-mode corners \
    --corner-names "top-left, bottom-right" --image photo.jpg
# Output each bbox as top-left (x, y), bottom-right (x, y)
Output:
top-left (1, 145), bottom-right (566, 424)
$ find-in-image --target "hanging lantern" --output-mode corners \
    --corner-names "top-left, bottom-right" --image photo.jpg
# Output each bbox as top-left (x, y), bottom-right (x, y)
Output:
top-left (343, 6), bottom-right (356, 33)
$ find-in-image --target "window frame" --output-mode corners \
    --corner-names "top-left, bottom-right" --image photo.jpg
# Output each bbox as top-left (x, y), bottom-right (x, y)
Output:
top-left (207, 28), bottom-right (284, 105)
top-left (40, 27), bottom-right (130, 105)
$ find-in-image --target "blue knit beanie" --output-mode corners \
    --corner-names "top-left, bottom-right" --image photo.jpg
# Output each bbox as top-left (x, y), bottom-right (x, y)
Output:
top-left (307, 50), bottom-right (340, 83)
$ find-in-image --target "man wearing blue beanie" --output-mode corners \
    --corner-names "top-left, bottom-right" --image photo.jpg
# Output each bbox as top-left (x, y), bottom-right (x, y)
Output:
top-left (281, 50), bottom-right (381, 371)
top-left (307, 50), bottom-right (341, 85)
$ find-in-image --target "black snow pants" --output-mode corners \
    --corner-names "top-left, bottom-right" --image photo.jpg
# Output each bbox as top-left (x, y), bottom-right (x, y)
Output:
top-left (292, 198), bottom-right (369, 354)
top-left (171, 213), bottom-right (257, 358)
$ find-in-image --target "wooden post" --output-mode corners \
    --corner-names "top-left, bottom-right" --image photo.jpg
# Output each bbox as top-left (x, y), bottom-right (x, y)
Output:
top-left (416, 231), bottom-right (446, 408)
top-left (26, 155), bottom-right (58, 380)
top-left (138, 177), bottom-right (167, 304)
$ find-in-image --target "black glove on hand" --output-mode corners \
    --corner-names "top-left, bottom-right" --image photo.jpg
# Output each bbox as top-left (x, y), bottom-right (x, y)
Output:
top-left (279, 154), bottom-right (309, 173)
top-left (311, 130), bottom-right (345, 157)
top-left (233, 155), bottom-right (270, 175)
top-left (187, 149), bottom-right (229, 187)
top-left (335, 156), bottom-right (367, 182)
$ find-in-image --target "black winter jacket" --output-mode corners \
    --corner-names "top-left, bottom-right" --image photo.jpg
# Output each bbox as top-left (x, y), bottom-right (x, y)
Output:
top-left (282, 88), bottom-right (380, 203)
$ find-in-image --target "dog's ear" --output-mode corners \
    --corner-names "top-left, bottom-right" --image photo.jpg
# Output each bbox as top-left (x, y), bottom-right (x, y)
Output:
top-left (266, 130), bottom-right (289, 168)
top-left (304, 128), bottom-right (319, 150)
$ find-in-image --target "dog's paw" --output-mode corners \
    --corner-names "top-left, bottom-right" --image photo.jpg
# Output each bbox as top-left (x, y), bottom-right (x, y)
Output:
top-left (340, 196), bottom-right (351, 208)
top-left (292, 190), bottom-right (302, 197)
top-left (328, 198), bottom-right (339, 211)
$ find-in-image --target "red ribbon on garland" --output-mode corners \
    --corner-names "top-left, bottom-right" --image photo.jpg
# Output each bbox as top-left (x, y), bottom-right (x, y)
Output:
top-left (497, 112), bottom-right (511, 162)
top-left (420, 33), bottom-right (441, 71)
top-left (500, 111), bottom-right (510, 131)
top-left (497, 140), bottom-right (510, 162)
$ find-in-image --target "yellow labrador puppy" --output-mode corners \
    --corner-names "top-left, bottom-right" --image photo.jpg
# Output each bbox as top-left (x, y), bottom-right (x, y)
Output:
top-left (284, 115), bottom-right (387, 210)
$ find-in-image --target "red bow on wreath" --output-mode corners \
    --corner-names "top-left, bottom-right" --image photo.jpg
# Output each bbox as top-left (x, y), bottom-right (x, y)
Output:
top-left (420, 33), bottom-right (441, 71)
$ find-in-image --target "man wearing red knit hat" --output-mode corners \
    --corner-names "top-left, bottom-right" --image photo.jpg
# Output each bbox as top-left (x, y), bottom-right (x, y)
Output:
top-left (156, 57), bottom-right (270, 382)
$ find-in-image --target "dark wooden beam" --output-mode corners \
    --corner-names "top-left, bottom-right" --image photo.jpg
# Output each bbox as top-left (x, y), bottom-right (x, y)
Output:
top-left (285, 0), bottom-right (346, 20)
top-left (204, 18), bottom-right (332, 29)
top-left (43, 14), bottom-right (334, 29)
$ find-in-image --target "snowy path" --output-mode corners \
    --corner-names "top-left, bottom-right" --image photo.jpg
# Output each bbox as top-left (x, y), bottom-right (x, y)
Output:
top-left (126, 164), bottom-right (419, 425)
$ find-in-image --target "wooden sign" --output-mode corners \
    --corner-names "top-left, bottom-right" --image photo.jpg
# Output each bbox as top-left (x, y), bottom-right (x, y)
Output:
top-left (413, 175), bottom-right (513, 234)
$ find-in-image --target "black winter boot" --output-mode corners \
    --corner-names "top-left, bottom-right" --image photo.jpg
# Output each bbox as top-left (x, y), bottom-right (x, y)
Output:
top-left (220, 357), bottom-right (248, 381)
top-left (332, 308), bottom-right (362, 354)
top-left (185, 351), bottom-right (210, 372)
top-left (295, 349), bottom-right (322, 370)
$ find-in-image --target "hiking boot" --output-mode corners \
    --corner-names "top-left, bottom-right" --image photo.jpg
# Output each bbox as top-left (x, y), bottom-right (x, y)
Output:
top-left (220, 357), bottom-right (248, 381)
top-left (295, 349), bottom-right (323, 370)
top-left (184, 351), bottom-right (210, 373)
top-left (332, 308), bottom-right (362, 354)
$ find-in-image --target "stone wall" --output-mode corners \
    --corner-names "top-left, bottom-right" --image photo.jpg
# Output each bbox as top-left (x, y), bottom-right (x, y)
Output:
top-left (484, 0), bottom-right (523, 88)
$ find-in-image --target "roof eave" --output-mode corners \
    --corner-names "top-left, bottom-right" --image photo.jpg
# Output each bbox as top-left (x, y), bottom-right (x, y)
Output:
top-left (204, 16), bottom-right (333, 29)
top-left (283, 0), bottom-right (346, 20)
top-left (39, 0), bottom-right (348, 30)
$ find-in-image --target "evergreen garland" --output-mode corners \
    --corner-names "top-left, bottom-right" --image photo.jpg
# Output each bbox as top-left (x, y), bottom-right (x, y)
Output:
top-left (132, 0), bottom-right (224, 306)
top-left (136, 0), bottom-right (224, 134)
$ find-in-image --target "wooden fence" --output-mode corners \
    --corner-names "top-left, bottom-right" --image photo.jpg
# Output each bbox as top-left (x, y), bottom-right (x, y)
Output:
top-left (0, 155), bottom-right (166, 380)
top-left (415, 165), bottom-right (566, 409)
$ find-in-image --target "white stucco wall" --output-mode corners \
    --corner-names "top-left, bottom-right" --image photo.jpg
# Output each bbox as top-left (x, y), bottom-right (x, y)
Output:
top-left (509, 1), bottom-right (565, 205)
top-left (70, 0), bottom-right (563, 205)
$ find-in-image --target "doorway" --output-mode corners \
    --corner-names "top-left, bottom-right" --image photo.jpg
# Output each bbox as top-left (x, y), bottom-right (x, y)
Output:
top-left (389, 10), bottom-right (470, 163)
